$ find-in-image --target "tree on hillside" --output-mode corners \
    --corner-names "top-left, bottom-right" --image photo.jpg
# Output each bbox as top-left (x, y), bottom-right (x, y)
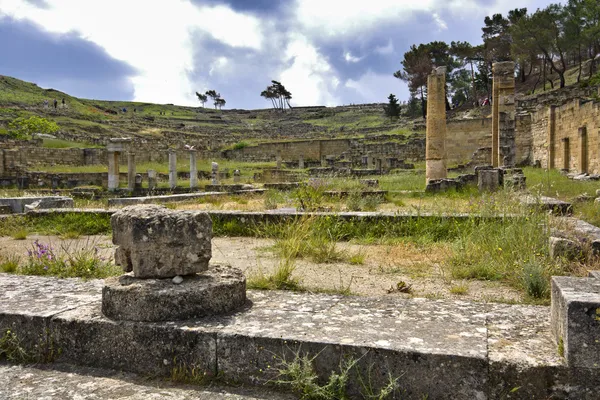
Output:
top-left (260, 81), bottom-right (292, 111)
top-left (383, 94), bottom-right (401, 121)
top-left (511, 5), bottom-right (571, 88)
top-left (215, 98), bottom-right (226, 110)
top-left (7, 116), bottom-right (59, 139)
top-left (205, 90), bottom-right (221, 109)
top-left (196, 92), bottom-right (208, 108)
top-left (394, 45), bottom-right (432, 119)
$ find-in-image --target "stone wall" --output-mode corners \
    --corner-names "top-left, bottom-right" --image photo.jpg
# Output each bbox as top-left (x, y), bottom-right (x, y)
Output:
top-left (446, 118), bottom-right (492, 165)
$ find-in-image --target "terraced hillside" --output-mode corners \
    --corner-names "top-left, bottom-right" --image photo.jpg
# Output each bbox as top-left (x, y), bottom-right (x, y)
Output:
top-left (0, 76), bottom-right (415, 152)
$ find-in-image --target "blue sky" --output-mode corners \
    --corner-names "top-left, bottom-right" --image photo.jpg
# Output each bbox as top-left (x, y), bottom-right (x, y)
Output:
top-left (0, 0), bottom-right (556, 109)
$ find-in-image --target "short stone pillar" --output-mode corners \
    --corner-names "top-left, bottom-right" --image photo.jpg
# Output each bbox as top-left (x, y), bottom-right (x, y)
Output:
top-left (298, 155), bottom-right (305, 169)
top-left (127, 152), bottom-right (136, 191)
top-left (147, 170), bottom-right (157, 190)
top-left (492, 61), bottom-right (516, 168)
top-left (102, 205), bottom-right (246, 322)
top-left (276, 152), bottom-right (282, 169)
top-left (134, 174), bottom-right (142, 190)
top-left (551, 273), bottom-right (600, 368)
top-left (211, 162), bottom-right (219, 185)
top-left (189, 150), bottom-right (198, 189)
top-left (168, 150), bottom-right (177, 190)
top-left (233, 169), bottom-right (241, 183)
top-left (321, 155), bottom-right (327, 167)
top-left (478, 168), bottom-right (501, 192)
top-left (426, 66), bottom-right (447, 183)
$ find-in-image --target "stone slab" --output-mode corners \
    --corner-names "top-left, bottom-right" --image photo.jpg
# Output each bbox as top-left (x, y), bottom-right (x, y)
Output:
top-left (0, 363), bottom-right (291, 399)
top-left (0, 196), bottom-right (74, 213)
top-left (551, 276), bottom-right (600, 369)
top-left (107, 190), bottom-right (265, 207)
top-left (520, 195), bottom-right (572, 216)
top-left (102, 265), bottom-right (246, 322)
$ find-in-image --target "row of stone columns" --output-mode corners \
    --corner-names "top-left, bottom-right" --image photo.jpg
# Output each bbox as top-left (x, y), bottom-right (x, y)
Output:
top-left (425, 61), bottom-right (516, 183)
top-left (107, 142), bottom-right (204, 192)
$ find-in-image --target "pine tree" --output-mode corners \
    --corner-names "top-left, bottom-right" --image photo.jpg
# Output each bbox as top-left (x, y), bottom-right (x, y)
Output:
top-left (384, 94), bottom-right (401, 121)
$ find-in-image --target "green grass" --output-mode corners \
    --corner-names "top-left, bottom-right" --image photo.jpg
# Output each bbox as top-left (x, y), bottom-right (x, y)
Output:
top-left (0, 213), bottom-right (111, 238)
top-left (42, 138), bottom-right (102, 149)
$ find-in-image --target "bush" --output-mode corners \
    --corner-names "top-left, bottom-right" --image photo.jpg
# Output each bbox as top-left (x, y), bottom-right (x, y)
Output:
top-left (232, 141), bottom-right (249, 150)
top-left (522, 261), bottom-right (549, 299)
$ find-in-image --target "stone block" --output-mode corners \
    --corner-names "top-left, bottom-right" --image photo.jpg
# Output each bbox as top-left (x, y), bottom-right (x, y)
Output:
top-left (0, 196), bottom-right (74, 213)
top-left (102, 265), bottom-right (246, 322)
top-left (551, 276), bottom-right (600, 368)
top-left (477, 169), bottom-right (501, 192)
top-left (111, 205), bottom-right (212, 278)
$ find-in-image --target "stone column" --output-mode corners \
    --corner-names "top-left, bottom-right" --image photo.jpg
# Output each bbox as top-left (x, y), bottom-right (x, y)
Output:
top-left (233, 169), bottom-right (241, 183)
top-left (276, 152), bottom-right (282, 169)
top-left (147, 170), bottom-right (157, 190)
top-left (425, 66), bottom-right (447, 182)
top-left (298, 155), bottom-right (304, 169)
top-left (578, 126), bottom-right (588, 174)
top-left (168, 150), bottom-right (177, 190)
top-left (127, 152), bottom-right (136, 191)
top-left (492, 61), bottom-right (516, 167)
top-left (0, 150), bottom-right (4, 176)
top-left (189, 151), bottom-right (198, 189)
top-left (211, 162), bottom-right (219, 185)
top-left (108, 151), bottom-right (120, 191)
top-left (547, 106), bottom-right (556, 169)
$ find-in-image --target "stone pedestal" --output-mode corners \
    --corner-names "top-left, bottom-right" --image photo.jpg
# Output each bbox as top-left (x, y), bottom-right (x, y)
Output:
top-left (103, 205), bottom-right (246, 322)
top-left (298, 156), bottom-right (304, 169)
top-left (107, 138), bottom-right (132, 191)
top-left (134, 174), bottom-right (142, 190)
top-left (211, 162), bottom-right (219, 185)
top-left (426, 66), bottom-right (447, 183)
top-left (551, 274), bottom-right (600, 368)
top-left (189, 151), bottom-right (198, 189)
top-left (102, 265), bottom-right (246, 322)
top-left (492, 62), bottom-right (516, 168)
top-left (168, 150), bottom-right (177, 189)
top-left (233, 169), bottom-right (241, 183)
top-left (276, 152), bottom-right (282, 169)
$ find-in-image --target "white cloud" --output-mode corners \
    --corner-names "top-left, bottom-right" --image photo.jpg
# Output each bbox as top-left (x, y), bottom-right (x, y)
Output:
top-left (344, 51), bottom-right (363, 63)
top-left (279, 33), bottom-right (340, 106)
top-left (374, 39), bottom-right (394, 55)
top-left (0, 0), bottom-right (264, 106)
top-left (345, 70), bottom-right (408, 103)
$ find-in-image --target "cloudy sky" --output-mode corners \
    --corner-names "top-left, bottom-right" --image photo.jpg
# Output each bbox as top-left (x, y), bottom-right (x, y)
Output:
top-left (0, 0), bottom-right (557, 109)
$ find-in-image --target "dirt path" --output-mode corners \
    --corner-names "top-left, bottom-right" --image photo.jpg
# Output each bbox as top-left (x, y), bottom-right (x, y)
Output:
top-left (0, 235), bottom-right (522, 302)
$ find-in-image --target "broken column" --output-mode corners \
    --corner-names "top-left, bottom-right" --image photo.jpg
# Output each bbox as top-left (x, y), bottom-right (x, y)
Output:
top-left (276, 152), bottom-right (282, 169)
top-left (233, 169), bottom-right (241, 183)
top-left (168, 150), bottom-right (177, 190)
top-left (426, 66), bottom-right (447, 183)
top-left (211, 162), bottom-right (219, 185)
top-left (189, 150), bottom-right (198, 189)
top-left (102, 205), bottom-right (246, 322)
top-left (492, 61), bottom-right (516, 167)
top-left (298, 155), bottom-right (305, 169)
top-left (127, 151), bottom-right (136, 192)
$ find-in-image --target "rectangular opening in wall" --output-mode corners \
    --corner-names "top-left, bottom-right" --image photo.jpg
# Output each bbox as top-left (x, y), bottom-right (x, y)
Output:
top-left (562, 138), bottom-right (570, 171)
top-left (579, 126), bottom-right (588, 174)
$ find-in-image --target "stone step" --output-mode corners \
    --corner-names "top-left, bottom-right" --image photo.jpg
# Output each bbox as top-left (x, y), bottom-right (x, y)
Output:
top-left (2, 274), bottom-right (599, 399)
top-left (0, 363), bottom-right (292, 400)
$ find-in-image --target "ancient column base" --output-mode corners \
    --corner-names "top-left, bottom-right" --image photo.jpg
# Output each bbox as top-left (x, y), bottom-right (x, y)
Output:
top-left (426, 159), bottom-right (447, 182)
top-left (102, 264), bottom-right (246, 322)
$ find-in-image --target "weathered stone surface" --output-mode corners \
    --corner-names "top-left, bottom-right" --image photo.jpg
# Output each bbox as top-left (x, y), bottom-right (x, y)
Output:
top-left (520, 195), bottom-right (572, 216)
top-left (112, 205), bottom-right (212, 278)
top-left (478, 168), bottom-right (501, 192)
top-left (549, 236), bottom-right (584, 260)
top-left (4, 274), bottom-right (600, 398)
top-left (102, 265), bottom-right (246, 322)
top-left (0, 364), bottom-right (291, 400)
top-left (0, 196), bottom-right (74, 213)
top-left (551, 276), bottom-right (600, 369)
top-left (589, 270), bottom-right (600, 280)
top-left (426, 66), bottom-right (448, 182)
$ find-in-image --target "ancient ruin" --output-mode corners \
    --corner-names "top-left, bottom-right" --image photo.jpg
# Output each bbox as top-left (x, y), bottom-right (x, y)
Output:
top-left (425, 66), bottom-right (447, 183)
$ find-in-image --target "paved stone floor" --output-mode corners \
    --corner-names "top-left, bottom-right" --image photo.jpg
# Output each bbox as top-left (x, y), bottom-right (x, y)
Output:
top-left (0, 363), bottom-right (294, 400)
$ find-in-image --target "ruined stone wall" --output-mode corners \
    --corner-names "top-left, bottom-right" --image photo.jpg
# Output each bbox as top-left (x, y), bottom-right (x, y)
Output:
top-left (446, 118), bottom-right (492, 165)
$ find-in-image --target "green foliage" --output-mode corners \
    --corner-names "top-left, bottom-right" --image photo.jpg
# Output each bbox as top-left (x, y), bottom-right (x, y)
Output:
top-left (522, 261), bottom-right (549, 299)
top-left (247, 259), bottom-right (302, 291)
top-left (346, 192), bottom-right (382, 212)
top-left (8, 116), bottom-right (59, 139)
top-left (232, 140), bottom-right (249, 150)
top-left (0, 330), bottom-right (30, 363)
top-left (292, 182), bottom-right (327, 211)
top-left (383, 94), bottom-right (401, 121)
top-left (0, 254), bottom-right (19, 273)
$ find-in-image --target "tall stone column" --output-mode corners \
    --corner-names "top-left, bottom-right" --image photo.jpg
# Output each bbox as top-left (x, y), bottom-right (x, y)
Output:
top-left (147, 170), bottom-right (157, 190)
top-left (492, 62), bottom-right (516, 167)
top-left (189, 150), bottom-right (198, 189)
top-left (298, 155), bottom-right (304, 169)
top-left (578, 126), bottom-right (588, 174)
top-left (168, 150), bottom-right (177, 190)
top-left (108, 151), bottom-right (119, 191)
top-left (127, 152), bottom-right (136, 191)
top-left (426, 66), bottom-right (447, 182)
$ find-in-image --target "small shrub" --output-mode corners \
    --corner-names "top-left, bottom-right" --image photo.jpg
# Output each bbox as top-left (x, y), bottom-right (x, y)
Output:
top-left (11, 229), bottom-right (27, 240)
top-left (232, 141), bottom-right (249, 150)
top-left (522, 261), bottom-right (549, 299)
top-left (247, 259), bottom-right (302, 291)
top-left (0, 330), bottom-right (30, 363)
top-left (0, 254), bottom-right (20, 273)
top-left (348, 250), bottom-right (366, 265)
top-left (293, 181), bottom-right (327, 211)
top-left (449, 282), bottom-right (469, 295)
